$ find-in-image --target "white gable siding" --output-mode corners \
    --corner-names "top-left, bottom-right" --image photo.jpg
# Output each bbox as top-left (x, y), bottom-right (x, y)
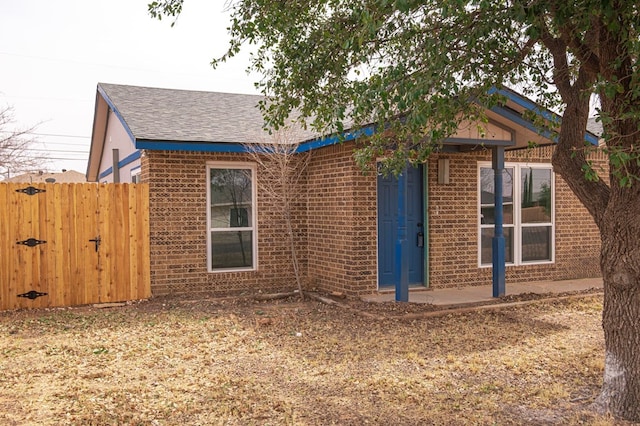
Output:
top-left (98, 110), bottom-right (140, 183)
top-left (453, 119), bottom-right (513, 142)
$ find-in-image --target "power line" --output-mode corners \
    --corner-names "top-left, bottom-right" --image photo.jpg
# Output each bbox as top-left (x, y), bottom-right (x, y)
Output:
top-left (7, 153), bottom-right (87, 161)
top-left (34, 141), bottom-right (90, 147)
top-left (7, 156), bottom-right (87, 161)
top-left (23, 148), bottom-right (89, 154)
top-left (46, 157), bottom-right (87, 161)
top-left (46, 158), bottom-right (87, 162)
top-left (31, 132), bottom-right (90, 139)
top-left (0, 130), bottom-right (90, 139)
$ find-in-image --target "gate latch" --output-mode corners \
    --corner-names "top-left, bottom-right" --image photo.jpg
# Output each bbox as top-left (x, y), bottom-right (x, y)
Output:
top-left (89, 236), bottom-right (101, 252)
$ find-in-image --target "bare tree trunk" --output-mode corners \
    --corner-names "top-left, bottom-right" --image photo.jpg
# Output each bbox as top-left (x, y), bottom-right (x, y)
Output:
top-left (555, 158), bottom-right (640, 422)
top-left (555, 146), bottom-right (640, 422)
top-left (593, 190), bottom-right (640, 420)
top-left (549, 69), bottom-right (640, 420)
top-left (243, 131), bottom-right (310, 300)
top-left (284, 209), bottom-right (304, 299)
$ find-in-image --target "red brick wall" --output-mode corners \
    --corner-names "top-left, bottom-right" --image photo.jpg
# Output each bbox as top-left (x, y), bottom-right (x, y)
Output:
top-left (305, 143), bottom-right (378, 296)
top-left (140, 143), bottom-right (605, 298)
top-left (141, 150), bottom-right (307, 297)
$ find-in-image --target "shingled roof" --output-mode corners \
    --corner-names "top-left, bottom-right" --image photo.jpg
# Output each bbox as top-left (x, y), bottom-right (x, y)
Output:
top-left (88, 83), bottom-right (601, 182)
top-left (98, 83), bottom-right (273, 143)
top-left (586, 117), bottom-right (603, 138)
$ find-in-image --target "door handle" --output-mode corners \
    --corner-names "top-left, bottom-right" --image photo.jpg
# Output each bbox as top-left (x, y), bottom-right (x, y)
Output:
top-left (417, 232), bottom-right (424, 248)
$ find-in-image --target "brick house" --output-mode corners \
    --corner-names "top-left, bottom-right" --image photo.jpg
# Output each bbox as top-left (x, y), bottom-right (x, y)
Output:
top-left (87, 83), bottom-right (604, 298)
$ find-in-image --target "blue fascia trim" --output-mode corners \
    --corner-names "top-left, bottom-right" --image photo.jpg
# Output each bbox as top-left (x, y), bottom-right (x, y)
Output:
top-left (136, 140), bottom-right (248, 152)
top-left (97, 151), bottom-right (141, 180)
top-left (488, 87), bottom-right (599, 146)
top-left (296, 125), bottom-right (376, 153)
top-left (584, 131), bottom-right (600, 146)
top-left (118, 150), bottom-right (141, 168)
top-left (490, 105), bottom-right (557, 141)
top-left (97, 85), bottom-right (136, 146)
top-left (488, 87), bottom-right (559, 124)
top-left (134, 125), bottom-right (377, 154)
top-left (99, 167), bottom-right (113, 180)
top-left (443, 137), bottom-right (516, 147)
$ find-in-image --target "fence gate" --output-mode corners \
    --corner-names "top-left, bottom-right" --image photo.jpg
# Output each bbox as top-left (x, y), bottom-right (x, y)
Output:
top-left (0, 183), bottom-right (150, 310)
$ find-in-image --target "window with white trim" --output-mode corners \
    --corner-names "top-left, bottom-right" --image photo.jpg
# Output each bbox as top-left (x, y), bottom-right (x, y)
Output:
top-left (131, 168), bottom-right (141, 183)
top-left (207, 163), bottom-right (256, 271)
top-left (479, 162), bottom-right (554, 266)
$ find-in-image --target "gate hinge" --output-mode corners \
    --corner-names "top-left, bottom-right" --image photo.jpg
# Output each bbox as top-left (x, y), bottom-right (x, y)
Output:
top-left (17, 238), bottom-right (47, 247)
top-left (15, 186), bottom-right (46, 196)
top-left (17, 290), bottom-right (48, 300)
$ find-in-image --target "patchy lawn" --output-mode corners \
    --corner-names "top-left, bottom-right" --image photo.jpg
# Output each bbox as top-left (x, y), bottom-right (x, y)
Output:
top-left (0, 294), bottom-right (625, 425)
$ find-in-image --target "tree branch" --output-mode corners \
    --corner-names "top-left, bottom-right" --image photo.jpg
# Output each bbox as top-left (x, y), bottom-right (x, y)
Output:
top-left (559, 18), bottom-right (601, 75)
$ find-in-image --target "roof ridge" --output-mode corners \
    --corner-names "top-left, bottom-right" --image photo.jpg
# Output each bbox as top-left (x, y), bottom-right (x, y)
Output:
top-left (97, 82), bottom-right (264, 99)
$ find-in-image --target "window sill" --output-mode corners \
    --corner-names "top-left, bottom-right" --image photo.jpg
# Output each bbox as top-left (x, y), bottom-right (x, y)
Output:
top-left (479, 260), bottom-right (554, 268)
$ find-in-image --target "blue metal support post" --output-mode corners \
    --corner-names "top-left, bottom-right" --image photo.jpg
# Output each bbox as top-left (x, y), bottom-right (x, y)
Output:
top-left (492, 146), bottom-right (506, 297)
top-left (395, 166), bottom-right (409, 302)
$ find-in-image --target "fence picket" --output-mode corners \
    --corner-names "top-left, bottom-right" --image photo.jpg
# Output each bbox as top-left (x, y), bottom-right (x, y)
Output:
top-left (0, 185), bottom-right (10, 309)
top-left (0, 183), bottom-right (150, 310)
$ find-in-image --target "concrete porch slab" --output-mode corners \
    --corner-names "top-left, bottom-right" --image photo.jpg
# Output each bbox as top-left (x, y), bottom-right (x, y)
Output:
top-left (361, 277), bottom-right (603, 306)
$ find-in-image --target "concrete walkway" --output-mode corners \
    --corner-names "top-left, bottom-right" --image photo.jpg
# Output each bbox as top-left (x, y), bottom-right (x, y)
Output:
top-left (361, 277), bottom-right (603, 306)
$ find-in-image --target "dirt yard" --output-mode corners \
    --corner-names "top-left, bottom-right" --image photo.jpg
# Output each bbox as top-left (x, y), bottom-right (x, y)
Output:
top-left (0, 293), bottom-right (629, 425)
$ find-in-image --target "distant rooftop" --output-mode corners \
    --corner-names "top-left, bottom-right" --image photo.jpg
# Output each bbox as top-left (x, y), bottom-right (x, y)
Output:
top-left (4, 169), bottom-right (87, 183)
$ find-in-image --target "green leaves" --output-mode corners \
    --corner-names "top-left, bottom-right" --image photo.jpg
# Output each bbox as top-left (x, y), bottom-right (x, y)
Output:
top-left (581, 161), bottom-right (600, 183)
top-left (394, 0), bottom-right (410, 13)
top-left (208, 0), bottom-right (523, 143)
top-left (148, 0), bottom-right (184, 26)
top-left (148, 0), bottom-right (640, 187)
top-left (606, 147), bottom-right (640, 188)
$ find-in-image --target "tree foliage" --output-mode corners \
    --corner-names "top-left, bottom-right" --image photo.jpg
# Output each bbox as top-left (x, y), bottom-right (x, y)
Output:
top-left (150, 0), bottom-right (640, 420)
top-left (152, 1), bottom-right (638, 178)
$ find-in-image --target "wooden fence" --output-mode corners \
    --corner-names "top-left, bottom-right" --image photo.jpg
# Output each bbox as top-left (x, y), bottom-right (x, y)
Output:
top-left (0, 183), bottom-right (150, 310)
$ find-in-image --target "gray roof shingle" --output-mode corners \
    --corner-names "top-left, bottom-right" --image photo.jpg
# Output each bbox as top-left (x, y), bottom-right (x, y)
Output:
top-left (587, 117), bottom-right (603, 137)
top-left (98, 83), bottom-right (275, 143)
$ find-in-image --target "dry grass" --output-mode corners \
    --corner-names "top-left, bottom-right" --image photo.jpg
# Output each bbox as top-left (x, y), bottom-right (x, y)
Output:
top-left (0, 294), bottom-right (628, 425)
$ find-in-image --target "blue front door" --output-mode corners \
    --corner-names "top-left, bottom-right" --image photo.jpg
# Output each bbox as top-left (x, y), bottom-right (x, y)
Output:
top-left (377, 166), bottom-right (425, 287)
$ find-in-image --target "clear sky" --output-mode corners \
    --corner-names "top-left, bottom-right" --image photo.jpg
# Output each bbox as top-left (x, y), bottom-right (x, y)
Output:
top-left (0, 0), bottom-right (258, 177)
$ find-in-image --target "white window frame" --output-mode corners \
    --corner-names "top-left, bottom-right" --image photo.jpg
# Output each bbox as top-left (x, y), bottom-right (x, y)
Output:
top-left (206, 161), bottom-right (258, 272)
top-left (131, 166), bottom-right (141, 183)
top-left (478, 162), bottom-right (555, 267)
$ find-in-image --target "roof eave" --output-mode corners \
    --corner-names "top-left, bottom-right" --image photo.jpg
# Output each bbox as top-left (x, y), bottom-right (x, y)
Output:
top-left (489, 87), bottom-right (599, 146)
top-left (86, 90), bottom-right (109, 182)
top-left (86, 84), bottom-right (139, 182)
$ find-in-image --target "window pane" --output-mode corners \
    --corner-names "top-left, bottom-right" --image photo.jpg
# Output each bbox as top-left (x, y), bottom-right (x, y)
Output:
top-left (480, 204), bottom-right (513, 225)
top-left (522, 226), bottom-right (552, 262)
top-left (230, 208), bottom-right (249, 227)
top-left (210, 168), bottom-right (253, 228)
top-left (521, 168), bottom-right (552, 223)
top-left (211, 231), bottom-right (253, 269)
top-left (480, 167), bottom-right (514, 205)
top-left (480, 227), bottom-right (513, 265)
